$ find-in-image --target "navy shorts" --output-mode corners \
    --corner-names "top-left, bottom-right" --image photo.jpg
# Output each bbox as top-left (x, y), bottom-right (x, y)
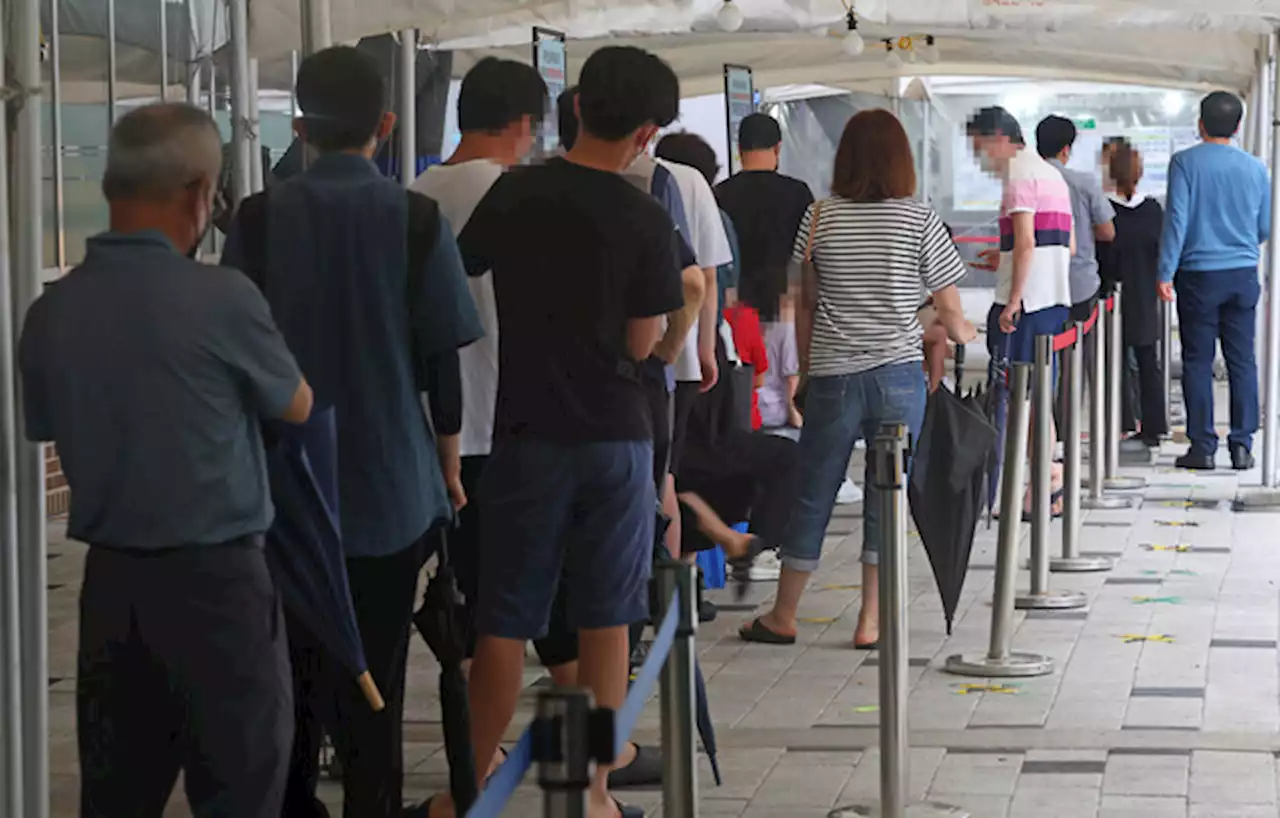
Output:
top-left (475, 439), bottom-right (655, 641)
top-left (986, 303), bottom-right (1070, 364)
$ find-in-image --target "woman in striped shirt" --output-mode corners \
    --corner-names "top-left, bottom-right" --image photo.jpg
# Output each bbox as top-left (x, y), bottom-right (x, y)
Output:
top-left (741, 109), bottom-right (976, 648)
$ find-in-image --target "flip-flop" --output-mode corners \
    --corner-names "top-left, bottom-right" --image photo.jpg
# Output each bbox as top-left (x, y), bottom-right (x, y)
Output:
top-left (608, 742), bottom-right (662, 789)
top-left (1020, 486), bottom-right (1065, 523)
top-left (728, 536), bottom-right (767, 601)
top-left (853, 640), bottom-right (879, 651)
top-left (739, 617), bottom-right (796, 645)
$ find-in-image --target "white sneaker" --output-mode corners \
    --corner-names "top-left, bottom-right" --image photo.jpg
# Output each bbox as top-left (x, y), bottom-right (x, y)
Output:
top-left (836, 478), bottom-right (863, 505)
top-left (749, 550), bottom-right (782, 581)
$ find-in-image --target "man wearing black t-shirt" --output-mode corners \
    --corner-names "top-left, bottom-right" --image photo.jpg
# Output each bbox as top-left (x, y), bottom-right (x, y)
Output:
top-left (714, 112), bottom-right (814, 319)
top-left (457, 46), bottom-right (685, 818)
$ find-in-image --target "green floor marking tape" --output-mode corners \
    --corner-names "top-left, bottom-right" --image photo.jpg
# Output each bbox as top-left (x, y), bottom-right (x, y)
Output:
top-left (1132, 595), bottom-right (1183, 605)
top-left (953, 683), bottom-right (1021, 695)
top-left (1118, 633), bottom-right (1176, 643)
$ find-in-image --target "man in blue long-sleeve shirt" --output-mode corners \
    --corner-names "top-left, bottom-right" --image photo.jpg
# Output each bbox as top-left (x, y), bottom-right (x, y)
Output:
top-left (1159, 91), bottom-right (1271, 471)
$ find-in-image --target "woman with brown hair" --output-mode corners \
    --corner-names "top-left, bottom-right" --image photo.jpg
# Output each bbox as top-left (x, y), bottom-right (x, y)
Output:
top-left (740, 108), bottom-right (975, 648)
top-left (1099, 142), bottom-right (1167, 446)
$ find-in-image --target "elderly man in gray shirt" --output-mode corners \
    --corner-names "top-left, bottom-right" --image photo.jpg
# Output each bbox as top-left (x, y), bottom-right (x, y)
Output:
top-left (19, 104), bottom-right (312, 818)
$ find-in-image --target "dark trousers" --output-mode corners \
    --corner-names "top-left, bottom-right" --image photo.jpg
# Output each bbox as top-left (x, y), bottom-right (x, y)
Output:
top-left (1121, 343), bottom-right (1168, 442)
top-left (78, 540), bottom-right (292, 818)
top-left (281, 538), bottom-right (427, 818)
top-left (1175, 268), bottom-right (1260, 456)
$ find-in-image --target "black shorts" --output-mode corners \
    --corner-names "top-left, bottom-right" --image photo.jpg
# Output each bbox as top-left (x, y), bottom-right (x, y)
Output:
top-left (669, 381), bottom-right (701, 477)
top-left (641, 358), bottom-right (673, 490)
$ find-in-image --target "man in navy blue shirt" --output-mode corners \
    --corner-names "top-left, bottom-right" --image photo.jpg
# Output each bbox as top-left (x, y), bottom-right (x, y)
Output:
top-left (223, 47), bottom-right (483, 818)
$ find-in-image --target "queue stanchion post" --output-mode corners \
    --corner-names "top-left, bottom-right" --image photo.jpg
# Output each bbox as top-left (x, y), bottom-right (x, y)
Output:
top-left (654, 563), bottom-right (699, 818)
top-left (1083, 298), bottom-right (1134, 510)
top-left (1104, 287), bottom-right (1147, 490)
top-left (945, 364), bottom-right (1054, 678)
top-left (1053, 322), bottom-right (1114, 573)
top-left (533, 688), bottom-right (605, 818)
top-left (1016, 336), bottom-right (1087, 608)
top-left (829, 427), bottom-right (969, 818)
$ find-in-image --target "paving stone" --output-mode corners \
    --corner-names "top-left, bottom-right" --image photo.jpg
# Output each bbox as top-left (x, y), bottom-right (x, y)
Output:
top-left (1098, 796), bottom-right (1187, 818)
top-left (1103, 753), bottom-right (1189, 797)
top-left (930, 752), bottom-right (1023, 796)
top-left (1189, 751), bottom-right (1277, 804)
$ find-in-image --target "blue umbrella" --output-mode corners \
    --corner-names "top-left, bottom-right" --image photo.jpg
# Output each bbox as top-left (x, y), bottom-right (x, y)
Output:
top-left (263, 407), bottom-right (384, 711)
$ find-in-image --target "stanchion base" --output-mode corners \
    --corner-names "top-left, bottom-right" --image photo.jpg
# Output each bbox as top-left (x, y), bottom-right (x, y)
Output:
top-left (1015, 589), bottom-right (1088, 610)
top-left (1103, 476), bottom-right (1147, 491)
top-left (1050, 555), bottom-right (1115, 573)
top-left (943, 651), bottom-right (1054, 678)
top-left (1082, 495), bottom-right (1136, 510)
top-left (829, 802), bottom-right (970, 817)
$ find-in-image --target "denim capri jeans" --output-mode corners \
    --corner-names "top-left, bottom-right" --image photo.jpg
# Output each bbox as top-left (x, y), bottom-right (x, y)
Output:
top-left (781, 361), bottom-right (927, 572)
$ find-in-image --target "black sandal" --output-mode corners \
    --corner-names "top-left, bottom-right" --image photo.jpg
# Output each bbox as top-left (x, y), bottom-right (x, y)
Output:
top-left (608, 742), bottom-right (662, 789)
top-left (728, 536), bottom-right (767, 601)
top-left (739, 617), bottom-right (796, 645)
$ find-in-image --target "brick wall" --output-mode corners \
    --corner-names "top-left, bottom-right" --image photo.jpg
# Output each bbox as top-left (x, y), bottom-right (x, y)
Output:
top-left (45, 444), bottom-right (69, 518)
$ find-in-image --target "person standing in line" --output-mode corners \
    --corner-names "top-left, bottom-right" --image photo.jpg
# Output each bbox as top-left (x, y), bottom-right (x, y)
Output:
top-left (968, 106), bottom-right (1074, 516)
top-left (457, 45), bottom-right (686, 818)
top-left (19, 103), bottom-right (313, 818)
top-left (1035, 115), bottom-right (1116, 458)
top-left (222, 47), bottom-right (483, 818)
top-left (1100, 143), bottom-right (1168, 446)
top-left (739, 109), bottom-right (974, 648)
top-left (1159, 91), bottom-right (1271, 471)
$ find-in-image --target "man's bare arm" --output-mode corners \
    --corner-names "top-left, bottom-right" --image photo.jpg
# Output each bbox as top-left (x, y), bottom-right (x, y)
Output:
top-left (628, 316), bottom-right (667, 362)
top-left (696, 265), bottom-right (718, 391)
top-left (654, 264), bottom-right (705, 364)
top-left (280, 378), bottom-right (314, 424)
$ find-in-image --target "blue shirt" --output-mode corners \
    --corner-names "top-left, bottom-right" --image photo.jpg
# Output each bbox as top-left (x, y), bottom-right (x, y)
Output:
top-left (19, 231), bottom-right (303, 549)
top-left (224, 154), bottom-right (483, 557)
top-left (1158, 142), bottom-right (1271, 282)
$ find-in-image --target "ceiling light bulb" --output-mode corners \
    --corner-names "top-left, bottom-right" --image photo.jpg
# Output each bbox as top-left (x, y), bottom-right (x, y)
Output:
top-left (716, 0), bottom-right (744, 32)
top-left (922, 35), bottom-right (940, 64)
top-left (884, 41), bottom-right (903, 70)
top-left (842, 14), bottom-right (864, 56)
top-left (1162, 91), bottom-right (1185, 117)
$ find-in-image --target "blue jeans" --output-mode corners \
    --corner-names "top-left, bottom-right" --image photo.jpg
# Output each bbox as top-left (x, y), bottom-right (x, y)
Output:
top-left (1175, 268), bottom-right (1260, 456)
top-left (782, 363), bottom-right (927, 571)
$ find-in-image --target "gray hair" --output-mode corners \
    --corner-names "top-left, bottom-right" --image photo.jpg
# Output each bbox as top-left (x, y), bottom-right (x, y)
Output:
top-left (102, 103), bottom-right (222, 201)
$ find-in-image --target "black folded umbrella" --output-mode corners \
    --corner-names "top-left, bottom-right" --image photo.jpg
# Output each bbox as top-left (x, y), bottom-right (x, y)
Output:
top-left (412, 531), bottom-right (478, 816)
top-left (263, 407), bottom-right (384, 711)
top-left (908, 386), bottom-right (998, 634)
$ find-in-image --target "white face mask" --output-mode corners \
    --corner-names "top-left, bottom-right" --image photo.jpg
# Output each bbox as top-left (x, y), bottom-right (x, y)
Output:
top-left (976, 150), bottom-right (1000, 175)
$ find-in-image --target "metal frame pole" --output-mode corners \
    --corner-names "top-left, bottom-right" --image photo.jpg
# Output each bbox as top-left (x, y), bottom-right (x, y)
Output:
top-left (1018, 337), bottom-right (1087, 609)
top-left (1263, 28), bottom-right (1280, 487)
top-left (300, 0), bottom-right (333, 56)
top-left (397, 29), bottom-right (417, 187)
top-left (48, 0), bottom-right (66, 271)
top-left (107, 0), bottom-right (119, 122)
top-left (248, 58), bottom-right (264, 193)
top-left (290, 50), bottom-right (299, 115)
top-left (13, 0), bottom-right (50, 809)
top-left (0, 10), bottom-right (24, 816)
top-left (535, 689), bottom-right (591, 818)
top-left (228, 0), bottom-right (254, 207)
top-left (1161, 300), bottom-right (1174, 434)
top-left (160, 0), bottom-right (170, 101)
top-left (946, 364), bottom-right (1052, 678)
top-left (1054, 324), bottom-right (1114, 573)
top-left (655, 563), bottom-right (698, 818)
top-left (1104, 287), bottom-right (1147, 490)
top-left (921, 98), bottom-right (932, 203)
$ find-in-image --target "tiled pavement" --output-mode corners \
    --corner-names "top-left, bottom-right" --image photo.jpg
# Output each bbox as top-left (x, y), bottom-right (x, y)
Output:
top-left (40, 402), bottom-right (1280, 817)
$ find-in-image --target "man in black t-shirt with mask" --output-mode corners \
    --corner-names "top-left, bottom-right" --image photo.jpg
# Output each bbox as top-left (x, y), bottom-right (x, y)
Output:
top-left (457, 46), bottom-right (686, 818)
top-left (715, 112), bottom-right (814, 320)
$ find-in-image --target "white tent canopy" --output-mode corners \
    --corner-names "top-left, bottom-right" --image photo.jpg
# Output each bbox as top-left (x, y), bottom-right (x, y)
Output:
top-left (245, 0), bottom-right (1277, 96)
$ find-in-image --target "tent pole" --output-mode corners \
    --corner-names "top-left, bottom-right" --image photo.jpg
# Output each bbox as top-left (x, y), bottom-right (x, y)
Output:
top-left (185, 0), bottom-right (202, 105)
top-left (108, 0), bottom-right (119, 122)
top-left (300, 0), bottom-right (333, 56)
top-left (0, 5), bottom-right (24, 816)
top-left (160, 0), bottom-right (170, 101)
top-left (921, 89), bottom-right (931, 203)
top-left (12, 0), bottom-right (49, 811)
top-left (398, 29), bottom-right (417, 187)
top-left (48, 0), bottom-right (65, 271)
top-left (228, 0), bottom-right (254, 207)
top-left (1262, 29), bottom-right (1280, 488)
top-left (249, 58), bottom-right (264, 192)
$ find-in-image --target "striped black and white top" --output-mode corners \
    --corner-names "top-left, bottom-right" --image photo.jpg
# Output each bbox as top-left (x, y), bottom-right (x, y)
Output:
top-left (790, 197), bottom-right (967, 377)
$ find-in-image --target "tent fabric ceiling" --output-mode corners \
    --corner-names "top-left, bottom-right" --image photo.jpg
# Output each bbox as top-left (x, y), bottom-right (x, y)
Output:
top-left (241, 0), bottom-right (1273, 94)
